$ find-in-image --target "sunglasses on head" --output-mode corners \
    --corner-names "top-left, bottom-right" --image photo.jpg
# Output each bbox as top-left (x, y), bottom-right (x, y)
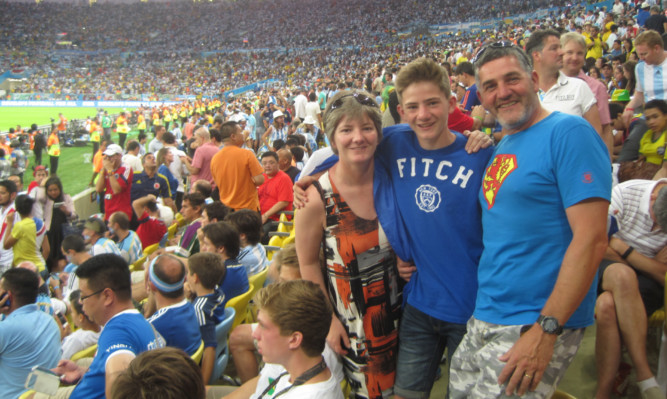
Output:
top-left (472, 41), bottom-right (518, 65)
top-left (330, 93), bottom-right (378, 110)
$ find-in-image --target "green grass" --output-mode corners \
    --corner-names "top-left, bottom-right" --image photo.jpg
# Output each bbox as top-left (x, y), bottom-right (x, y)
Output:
top-left (0, 106), bottom-right (142, 196)
top-left (0, 107), bottom-right (132, 131)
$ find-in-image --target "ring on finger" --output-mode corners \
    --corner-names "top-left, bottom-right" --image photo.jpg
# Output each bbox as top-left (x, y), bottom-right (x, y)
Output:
top-left (524, 374), bottom-right (532, 379)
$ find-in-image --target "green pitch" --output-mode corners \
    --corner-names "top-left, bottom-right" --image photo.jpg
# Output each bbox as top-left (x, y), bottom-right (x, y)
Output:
top-left (0, 106), bottom-right (140, 196)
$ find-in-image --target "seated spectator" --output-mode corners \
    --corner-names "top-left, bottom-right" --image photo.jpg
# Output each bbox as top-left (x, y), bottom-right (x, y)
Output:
top-left (145, 254), bottom-right (201, 357)
top-left (229, 243), bottom-right (300, 383)
top-left (595, 179), bottom-right (667, 399)
top-left (199, 222), bottom-right (249, 301)
top-left (61, 290), bottom-right (101, 361)
top-left (187, 252), bottom-right (227, 383)
top-left (174, 193), bottom-right (205, 256)
top-left (108, 211), bottom-right (142, 265)
top-left (17, 260), bottom-right (62, 316)
top-left (4, 194), bottom-right (46, 272)
top-left (83, 216), bottom-right (122, 257)
top-left (215, 280), bottom-right (343, 399)
top-left (225, 209), bottom-right (269, 276)
top-left (130, 152), bottom-right (174, 210)
top-left (132, 195), bottom-right (167, 249)
top-left (202, 201), bottom-right (230, 228)
top-left (41, 254), bottom-right (165, 399)
top-left (277, 148), bottom-right (299, 183)
top-left (0, 267), bottom-right (60, 399)
top-left (60, 234), bottom-right (92, 299)
top-left (192, 179), bottom-right (214, 204)
top-left (110, 347), bottom-right (205, 399)
top-left (257, 151), bottom-right (293, 243)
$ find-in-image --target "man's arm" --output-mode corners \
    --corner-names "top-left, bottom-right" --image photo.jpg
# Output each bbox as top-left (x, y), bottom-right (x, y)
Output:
top-left (105, 352), bottom-right (135, 398)
top-left (261, 201), bottom-right (289, 224)
top-left (582, 105), bottom-right (603, 136)
top-left (498, 198), bottom-right (609, 396)
top-left (608, 236), bottom-right (667, 284)
top-left (182, 156), bottom-right (200, 175)
top-left (95, 169), bottom-right (106, 193)
top-left (622, 90), bottom-right (645, 124)
top-left (252, 174), bottom-right (265, 186)
top-left (132, 194), bottom-right (156, 218)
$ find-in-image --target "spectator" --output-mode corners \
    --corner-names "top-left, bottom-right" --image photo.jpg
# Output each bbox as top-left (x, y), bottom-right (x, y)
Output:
top-left (623, 31), bottom-right (667, 123)
top-left (108, 211), bottom-right (143, 265)
top-left (96, 144), bottom-right (133, 221)
top-left (175, 192), bottom-right (205, 255)
top-left (156, 148), bottom-right (179, 210)
top-left (83, 216), bottom-right (122, 257)
top-left (4, 194), bottom-right (46, 272)
top-left (225, 209), bottom-right (269, 277)
top-left (183, 127), bottom-right (218, 190)
top-left (42, 176), bottom-right (75, 272)
top-left (211, 122), bottom-right (264, 211)
top-left (148, 125), bottom-right (165, 155)
top-left (187, 252), bottom-right (227, 383)
top-left (47, 128), bottom-right (60, 175)
top-left (0, 179), bottom-right (18, 273)
top-left (130, 152), bottom-right (174, 210)
top-left (277, 148), bottom-right (300, 182)
top-left (61, 290), bottom-right (101, 361)
top-left (60, 234), bottom-right (91, 299)
top-left (122, 140), bottom-right (143, 174)
top-left (145, 254), bottom-right (201, 356)
top-left (162, 132), bottom-right (187, 210)
top-left (0, 267), bottom-right (60, 399)
top-left (132, 195), bottom-right (167, 249)
top-left (258, 151), bottom-right (293, 242)
top-left (199, 221), bottom-right (249, 301)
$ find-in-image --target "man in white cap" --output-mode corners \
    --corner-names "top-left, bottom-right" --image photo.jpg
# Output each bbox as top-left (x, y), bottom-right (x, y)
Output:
top-left (95, 144), bottom-right (133, 221)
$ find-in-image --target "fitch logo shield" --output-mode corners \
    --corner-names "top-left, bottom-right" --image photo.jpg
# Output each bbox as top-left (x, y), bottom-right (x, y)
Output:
top-left (482, 154), bottom-right (518, 209)
top-left (415, 184), bottom-right (441, 213)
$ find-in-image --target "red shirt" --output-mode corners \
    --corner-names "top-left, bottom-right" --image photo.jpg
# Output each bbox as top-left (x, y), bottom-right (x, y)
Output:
top-left (258, 170), bottom-right (293, 221)
top-left (447, 105), bottom-right (474, 133)
top-left (136, 211), bottom-right (167, 249)
top-left (103, 163), bottom-right (133, 221)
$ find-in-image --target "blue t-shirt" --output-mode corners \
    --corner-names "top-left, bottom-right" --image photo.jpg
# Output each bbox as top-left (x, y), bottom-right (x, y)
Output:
top-left (130, 171), bottom-right (172, 202)
top-left (158, 164), bottom-right (179, 197)
top-left (0, 304), bottom-right (60, 399)
top-left (374, 124), bottom-right (493, 324)
top-left (71, 310), bottom-right (164, 399)
top-left (474, 112), bottom-right (611, 328)
top-left (148, 300), bottom-right (201, 356)
top-left (220, 258), bottom-right (250, 304)
top-left (194, 287), bottom-right (226, 348)
top-left (461, 84), bottom-right (481, 112)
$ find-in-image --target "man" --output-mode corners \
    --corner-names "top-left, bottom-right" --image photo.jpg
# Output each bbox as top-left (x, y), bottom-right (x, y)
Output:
top-left (525, 29), bottom-right (603, 136)
top-left (448, 42), bottom-right (611, 398)
top-left (612, 0), bottom-right (625, 16)
top-left (646, 5), bottom-right (667, 34)
top-left (83, 217), bottom-right (122, 257)
top-left (258, 151), bottom-right (293, 242)
top-left (90, 140), bottom-right (111, 187)
top-left (95, 144), bottom-right (133, 221)
top-left (57, 113), bottom-right (67, 139)
top-left (183, 128), bottom-right (218, 190)
top-left (0, 268), bottom-right (60, 399)
top-left (454, 61), bottom-right (481, 113)
top-left (130, 153), bottom-right (174, 210)
top-left (293, 88), bottom-right (308, 121)
top-left (216, 280), bottom-right (343, 399)
top-left (101, 111), bottom-right (112, 142)
top-left (595, 179), bottom-right (667, 399)
top-left (211, 122), bottom-right (264, 211)
top-left (47, 128), bottom-right (60, 175)
top-left (108, 211), bottom-right (143, 265)
top-left (277, 148), bottom-right (300, 182)
top-left (0, 179), bottom-right (17, 272)
top-left (145, 254), bottom-right (201, 356)
top-left (43, 254), bottom-right (165, 399)
top-left (560, 32), bottom-right (614, 156)
top-left (148, 125), bottom-right (165, 155)
top-left (61, 234), bottom-right (91, 299)
top-left (162, 132), bottom-right (187, 210)
top-left (623, 30), bottom-right (667, 124)
top-left (132, 195), bottom-right (168, 249)
top-left (122, 140), bottom-right (143, 174)
top-left (115, 112), bottom-right (130, 149)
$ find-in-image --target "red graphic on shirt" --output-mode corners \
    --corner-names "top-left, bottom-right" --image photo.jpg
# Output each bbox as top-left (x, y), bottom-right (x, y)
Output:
top-left (582, 172), bottom-right (593, 184)
top-left (482, 154), bottom-right (518, 209)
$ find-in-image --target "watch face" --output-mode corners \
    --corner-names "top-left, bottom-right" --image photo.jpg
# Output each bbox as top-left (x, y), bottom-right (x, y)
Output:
top-left (544, 318), bottom-right (558, 332)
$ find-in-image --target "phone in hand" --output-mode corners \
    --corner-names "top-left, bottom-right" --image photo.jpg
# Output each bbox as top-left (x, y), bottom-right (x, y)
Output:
top-left (54, 202), bottom-right (65, 207)
top-left (25, 366), bottom-right (60, 394)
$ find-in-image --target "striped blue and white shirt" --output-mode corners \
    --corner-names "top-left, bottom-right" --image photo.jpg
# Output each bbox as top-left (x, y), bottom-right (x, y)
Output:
top-left (636, 57), bottom-right (667, 102)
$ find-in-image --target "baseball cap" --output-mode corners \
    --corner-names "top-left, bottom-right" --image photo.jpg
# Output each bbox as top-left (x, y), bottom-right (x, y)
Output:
top-left (103, 144), bottom-right (123, 156)
top-left (273, 110), bottom-right (284, 119)
top-left (84, 217), bottom-right (106, 234)
top-left (611, 89), bottom-right (630, 102)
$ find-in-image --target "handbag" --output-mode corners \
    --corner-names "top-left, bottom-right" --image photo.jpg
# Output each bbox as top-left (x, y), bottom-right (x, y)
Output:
top-left (617, 156), bottom-right (661, 183)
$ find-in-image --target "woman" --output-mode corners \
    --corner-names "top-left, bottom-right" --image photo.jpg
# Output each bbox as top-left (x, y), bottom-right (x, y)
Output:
top-left (262, 110), bottom-right (288, 148)
top-left (623, 60), bottom-right (637, 96)
top-left (296, 90), bottom-right (401, 399)
top-left (610, 65), bottom-right (627, 95)
top-left (43, 176), bottom-right (75, 272)
top-left (156, 147), bottom-right (179, 203)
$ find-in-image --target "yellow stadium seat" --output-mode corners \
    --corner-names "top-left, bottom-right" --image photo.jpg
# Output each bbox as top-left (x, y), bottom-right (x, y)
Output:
top-left (551, 391), bottom-right (576, 399)
top-left (175, 213), bottom-right (186, 228)
top-left (19, 390), bottom-right (35, 399)
top-left (71, 344), bottom-right (98, 361)
top-left (246, 267), bottom-right (269, 322)
top-left (263, 245), bottom-right (281, 261)
top-left (191, 340), bottom-right (205, 364)
top-left (267, 234), bottom-right (284, 248)
top-left (167, 223), bottom-right (178, 240)
top-left (225, 286), bottom-right (254, 330)
top-left (143, 243), bottom-right (160, 256)
top-left (130, 255), bottom-right (148, 272)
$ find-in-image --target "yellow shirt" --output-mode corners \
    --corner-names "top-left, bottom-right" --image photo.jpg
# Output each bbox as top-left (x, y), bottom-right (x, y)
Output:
top-left (639, 129), bottom-right (667, 165)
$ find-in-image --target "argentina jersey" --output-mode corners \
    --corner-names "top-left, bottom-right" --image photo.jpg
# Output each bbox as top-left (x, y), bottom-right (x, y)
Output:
top-left (636, 58), bottom-right (667, 101)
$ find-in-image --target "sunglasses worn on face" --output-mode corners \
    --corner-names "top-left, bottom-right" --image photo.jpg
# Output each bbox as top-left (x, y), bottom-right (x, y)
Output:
top-left (330, 93), bottom-right (378, 110)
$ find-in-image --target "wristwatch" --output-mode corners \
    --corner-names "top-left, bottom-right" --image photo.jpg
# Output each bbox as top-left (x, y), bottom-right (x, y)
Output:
top-left (537, 315), bottom-right (563, 335)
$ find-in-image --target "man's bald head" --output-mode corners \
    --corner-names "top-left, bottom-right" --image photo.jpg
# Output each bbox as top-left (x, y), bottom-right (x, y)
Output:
top-left (277, 148), bottom-right (293, 171)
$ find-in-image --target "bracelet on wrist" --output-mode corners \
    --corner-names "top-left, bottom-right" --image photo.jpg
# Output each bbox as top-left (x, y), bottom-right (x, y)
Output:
top-left (621, 246), bottom-right (634, 259)
top-left (625, 107), bottom-right (634, 112)
top-left (473, 116), bottom-right (483, 122)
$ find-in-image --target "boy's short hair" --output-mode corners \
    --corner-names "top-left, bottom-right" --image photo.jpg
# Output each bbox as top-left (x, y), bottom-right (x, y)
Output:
top-left (201, 222), bottom-right (241, 259)
top-left (183, 192), bottom-right (206, 210)
top-left (203, 201), bottom-right (230, 223)
top-left (225, 209), bottom-right (262, 245)
top-left (188, 252), bottom-right (226, 290)
top-left (395, 57), bottom-right (451, 102)
top-left (255, 280), bottom-right (332, 357)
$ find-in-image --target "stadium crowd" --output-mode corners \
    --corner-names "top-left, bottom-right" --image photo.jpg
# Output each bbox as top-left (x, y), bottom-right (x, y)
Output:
top-left (4, 0), bottom-right (667, 399)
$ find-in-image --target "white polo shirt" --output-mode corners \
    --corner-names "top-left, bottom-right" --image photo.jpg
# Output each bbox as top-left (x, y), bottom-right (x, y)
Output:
top-left (539, 71), bottom-right (597, 117)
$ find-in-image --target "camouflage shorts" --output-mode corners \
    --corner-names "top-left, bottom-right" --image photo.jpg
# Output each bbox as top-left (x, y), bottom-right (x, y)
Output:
top-left (449, 317), bottom-right (584, 398)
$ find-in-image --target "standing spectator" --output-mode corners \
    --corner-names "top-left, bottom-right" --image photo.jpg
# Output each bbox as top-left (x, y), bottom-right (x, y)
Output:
top-left (96, 144), bottom-right (133, 221)
top-left (0, 149), bottom-right (11, 180)
top-left (122, 141), bottom-right (143, 174)
top-left (645, 5), bottom-right (667, 34)
top-left (115, 112), bottom-right (130, 149)
top-left (163, 132), bottom-right (187, 210)
top-left (211, 122), bottom-right (264, 211)
top-left (42, 176), bottom-right (74, 272)
top-left (0, 180), bottom-right (18, 273)
top-left (182, 128), bottom-right (218, 190)
top-left (101, 110), bottom-right (113, 141)
top-left (4, 195), bottom-right (45, 273)
top-left (130, 152), bottom-right (174, 210)
top-left (0, 267), bottom-right (60, 399)
top-left (156, 148), bottom-right (179, 209)
top-left (10, 140), bottom-right (27, 183)
top-left (454, 61), bottom-right (481, 113)
top-left (623, 31), bottom-right (667, 123)
top-left (148, 126), bottom-right (165, 155)
top-left (294, 88), bottom-right (308, 121)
